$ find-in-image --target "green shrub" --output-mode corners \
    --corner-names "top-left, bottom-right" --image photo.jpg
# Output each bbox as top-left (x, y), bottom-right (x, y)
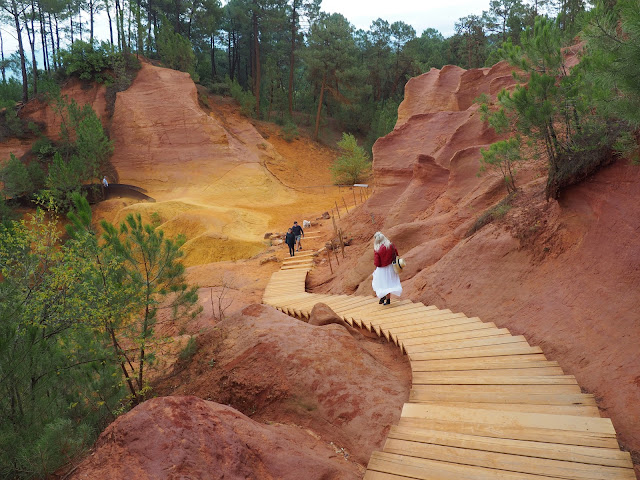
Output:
top-left (466, 194), bottom-right (515, 237)
top-left (229, 79), bottom-right (256, 117)
top-left (0, 153), bottom-right (33, 198)
top-left (157, 24), bottom-right (197, 81)
top-left (59, 41), bottom-right (117, 83)
top-left (479, 136), bottom-right (523, 194)
top-left (282, 121), bottom-right (299, 142)
top-left (0, 108), bottom-right (29, 141)
top-left (330, 133), bottom-right (372, 185)
top-left (209, 82), bottom-right (231, 96)
top-left (178, 336), bottom-right (198, 362)
top-left (0, 78), bottom-right (22, 109)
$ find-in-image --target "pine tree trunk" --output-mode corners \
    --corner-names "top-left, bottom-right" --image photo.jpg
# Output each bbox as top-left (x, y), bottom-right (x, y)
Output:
top-left (253, 12), bottom-right (261, 119)
top-left (48, 13), bottom-right (56, 69)
top-left (38, 6), bottom-right (48, 71)
top-left (25, 2), bottom-right (37, 96)
top-left (11, 5), bottom-right (29, 103)
top-left (90, 0), bottom-right (95, 44)
top-left (106, 1), bottom-right (114, 45)
top-left (314, 73), bottom-right (326, 140)
top-left (288, 0), bottom-right (297, 118)
top-left (211, 34), bottom-right (216, 79)
top-left (0, 29), bottom-right (5, 83)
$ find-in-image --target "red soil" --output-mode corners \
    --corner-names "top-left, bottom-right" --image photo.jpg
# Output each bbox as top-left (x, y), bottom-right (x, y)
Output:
top-left (308, 63), bottom-right (640, 476)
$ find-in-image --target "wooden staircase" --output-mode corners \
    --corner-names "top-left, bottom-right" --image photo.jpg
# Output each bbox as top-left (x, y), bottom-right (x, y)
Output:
top-left (262, 256), bottom-right (636, 480)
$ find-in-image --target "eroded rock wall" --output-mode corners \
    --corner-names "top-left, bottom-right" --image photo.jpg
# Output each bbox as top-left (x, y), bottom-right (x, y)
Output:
top-left (309, 62), bottom-right (640, 462)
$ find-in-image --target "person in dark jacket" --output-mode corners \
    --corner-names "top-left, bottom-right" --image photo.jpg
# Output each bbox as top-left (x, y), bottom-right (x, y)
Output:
top-left (291, 221), bottom-right (304, 251)
top-left (285, 228), bottom-right (296, 257)
top-left (372, 231), bottom-right (402, 305)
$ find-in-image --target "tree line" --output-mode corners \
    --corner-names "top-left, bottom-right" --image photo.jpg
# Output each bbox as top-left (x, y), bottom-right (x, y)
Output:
top-left (0, 0), bottom-right (592, 148)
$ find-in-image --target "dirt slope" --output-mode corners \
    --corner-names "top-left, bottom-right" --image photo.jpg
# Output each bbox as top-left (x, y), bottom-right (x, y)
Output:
top-left (308, 62), bottom-right (640, 472)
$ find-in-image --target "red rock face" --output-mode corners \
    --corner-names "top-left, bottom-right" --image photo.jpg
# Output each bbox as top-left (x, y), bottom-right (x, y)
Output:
top-left (155, 304), bottom-right (411, 467)
top-left (309, 62), bottom-right (640, 465)
top-left (70, 396), bottom-right (362, 480)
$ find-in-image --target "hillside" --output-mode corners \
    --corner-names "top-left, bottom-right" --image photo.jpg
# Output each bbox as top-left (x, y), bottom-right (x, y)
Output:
top-left (308, 62), bottom-right (640, 474)
top-left (2, 58), bottom-right (638, 479)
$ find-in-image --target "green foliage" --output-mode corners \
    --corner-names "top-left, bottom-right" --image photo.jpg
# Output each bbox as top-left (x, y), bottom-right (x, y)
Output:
top-left (157, 23), bottom-right (198, 81)
top-left (0, 153), bottom-right (33, 198)
top-left (59, 41), bottom-right (120, 83)
top-left (229, 79), bottom-right (256, 117)
top-left (330, 133), bottom-right (372, 185)
top-left (282, 120), bottom-right (299, 142)
top-left (365, 99), bottom-right (399, 153)
top-left (98, 211), bottom-right (201, 404)
top-left (178, 336), bottom-right (198, 362)
top-left (466, 193), bottom-right (515, 237)
top-left (480, 136), bottom-right (522, 194)
top-left (583, 0), bottom-right (640, 129)
top-left (0, 79), bottom-right (23, 109)
top-left (0, 207), bottom-right (124, 478)
top-left (0, 107), bottom-right (29, 141)
top-left (491, 16), bottom-right (620, 199)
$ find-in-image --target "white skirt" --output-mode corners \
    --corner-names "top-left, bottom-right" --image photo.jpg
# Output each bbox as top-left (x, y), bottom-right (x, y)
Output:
top-left (372, 264), bottom-right (403, 298)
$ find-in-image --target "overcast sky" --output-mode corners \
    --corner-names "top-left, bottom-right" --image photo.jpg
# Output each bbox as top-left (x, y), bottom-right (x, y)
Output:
top-left (320, 0), bottom-right (490, 37)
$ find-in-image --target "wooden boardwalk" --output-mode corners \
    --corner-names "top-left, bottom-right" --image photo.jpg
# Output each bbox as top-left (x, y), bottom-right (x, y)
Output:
top-left (263, 255), bottom-right (635, 480)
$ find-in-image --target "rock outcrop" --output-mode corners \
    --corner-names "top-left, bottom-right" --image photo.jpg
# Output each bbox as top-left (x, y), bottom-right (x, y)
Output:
top-left (70, 396), bottom-right (361, 480)
top-left (155, 303), bottom-right (411, 466)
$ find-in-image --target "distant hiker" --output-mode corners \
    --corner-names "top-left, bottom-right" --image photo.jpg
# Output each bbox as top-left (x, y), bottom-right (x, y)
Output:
top-left (372, 231), bottom-right (402, 305)
top-left (292, 221), bottom-right (304, 251)
top-left (285, 228), bottom-right (296, 257)
top-left (102, 176), bottom-right (109, 188)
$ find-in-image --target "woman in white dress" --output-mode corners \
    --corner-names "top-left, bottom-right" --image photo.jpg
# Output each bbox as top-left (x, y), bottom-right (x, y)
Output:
top-left (371, 231), bottom-right (402, 305)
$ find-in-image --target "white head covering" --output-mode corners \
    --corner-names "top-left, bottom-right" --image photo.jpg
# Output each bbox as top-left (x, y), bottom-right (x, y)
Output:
top-left (373, 231), bottom-right (391, 252)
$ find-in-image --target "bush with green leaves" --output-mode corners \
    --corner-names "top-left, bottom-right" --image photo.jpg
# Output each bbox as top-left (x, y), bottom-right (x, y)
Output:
top-left (157, 24), bottom-right (198, 81)
top-left (282, 121), bottom-right (299, 142)
top-left (0, 153), bottom-right (33, 198)
top-left (330, 133), bottom-right (372, 185)
top-left (480, 16), bottom-right (623, 199)
top-left (229, 79), bottom-right (256, 117)
top-left (480, 136), bottom-right (522, 194)
top-left (59, 41), bottom-right (118, 83)
top-left (0, 206), bottom-right (124, 478)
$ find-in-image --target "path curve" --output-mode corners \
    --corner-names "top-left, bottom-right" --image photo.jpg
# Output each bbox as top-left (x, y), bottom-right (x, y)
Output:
top-left (262, 256), bottom-right (635, 480)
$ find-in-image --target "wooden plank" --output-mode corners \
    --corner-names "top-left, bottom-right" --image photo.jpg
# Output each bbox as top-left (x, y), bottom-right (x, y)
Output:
top-left (338, 299), bottom-right (414, 316)
top-left (411, 366), bottom-right (565, 376)
top-left (397, 417), bottom-right (619, 449)
top-left (402, 328), bottom-right (511, 346)
top-left (363, 472), bottom-right (409, 480)
top-left (367, 451), bottom-right (568, 480)
top-left (403, 335), bottom-right (530, 354)
top-left (412, 373), bottom-right (578, 385)
top-left (409, 355), bottom-right (550, 371)
top-left (405, 401), bottom-right (599, 416)
top-left (406, 384), bottom-right (583, 394)
top-left (377, 311), bottom-right (467, 330)
top-left (389, 321), bottom-right (499, 338)
top-left (382, 436), bottom-right (635, 479)
top-left (409, 388), bottom-right (597, 406)
top-left (409, 344), bottom-right (544, 361)
top-left (389, 316), bottom-right (487, 337)
top-left (387, 317), bottom-right (489, 344)
top-left (401, 404), bottom-right (617, 436)
top-left (388, 426), bottom-right (632, 468)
